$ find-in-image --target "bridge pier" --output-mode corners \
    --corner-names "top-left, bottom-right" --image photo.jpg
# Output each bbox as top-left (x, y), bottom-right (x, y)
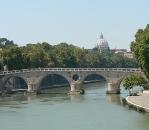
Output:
top-left (68, 80), bottom-right (84, 95)
top-left (28, 83), bottom-right (37, 93)
top-left (106, 82), bottom-right (120, 94)
top-left (27, 78), bottom-right (38, 93)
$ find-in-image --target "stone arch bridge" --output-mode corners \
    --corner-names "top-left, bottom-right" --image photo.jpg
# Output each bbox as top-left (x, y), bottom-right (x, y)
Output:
top-left (0, 68), bottom-right (145, 94)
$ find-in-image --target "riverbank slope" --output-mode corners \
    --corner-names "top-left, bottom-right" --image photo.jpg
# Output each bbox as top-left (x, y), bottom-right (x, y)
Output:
top-left (126, 91), bottom-right (149, 112)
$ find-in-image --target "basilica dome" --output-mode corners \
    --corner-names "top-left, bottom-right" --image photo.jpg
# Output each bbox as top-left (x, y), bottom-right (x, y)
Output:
top-left (96, 33), bottom-right (109, 50)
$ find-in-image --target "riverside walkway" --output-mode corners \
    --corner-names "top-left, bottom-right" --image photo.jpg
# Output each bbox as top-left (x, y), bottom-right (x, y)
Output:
top-left (126, 92), bottom-right (149, 112)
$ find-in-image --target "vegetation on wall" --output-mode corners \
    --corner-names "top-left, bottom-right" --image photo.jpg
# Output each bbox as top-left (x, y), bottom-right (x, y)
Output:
top-left (122, 75), bottom-right (148, 95)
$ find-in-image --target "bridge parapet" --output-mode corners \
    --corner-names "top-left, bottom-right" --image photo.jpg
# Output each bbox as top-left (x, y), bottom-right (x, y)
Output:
top-left (0, 68), bottom-right (142, 75)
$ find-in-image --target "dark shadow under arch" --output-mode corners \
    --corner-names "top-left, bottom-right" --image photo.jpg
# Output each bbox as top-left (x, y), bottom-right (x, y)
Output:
top-left (83, 73), bottom-right (107, 84)
top-left (3, 76), bottom-right (28, 92)
top-left (39, 74), bottom-right (70, 90)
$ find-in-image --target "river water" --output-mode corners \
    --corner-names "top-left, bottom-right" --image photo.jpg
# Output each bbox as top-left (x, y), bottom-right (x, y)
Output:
top-left (0, 82), bottom-right (149, 130)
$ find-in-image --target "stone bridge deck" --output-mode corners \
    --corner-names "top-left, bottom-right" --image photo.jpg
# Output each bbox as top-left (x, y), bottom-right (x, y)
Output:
top-left (0, 68), bottom-right (144, 94)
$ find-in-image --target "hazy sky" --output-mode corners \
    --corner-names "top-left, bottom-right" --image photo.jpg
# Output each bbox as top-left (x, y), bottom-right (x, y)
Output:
top-left (0, 0), bottom-right (149, 49)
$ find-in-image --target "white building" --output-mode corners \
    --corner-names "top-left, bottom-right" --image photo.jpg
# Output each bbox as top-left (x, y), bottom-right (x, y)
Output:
top-left (124, 52), bottom-right (133, 59)
top-left (112, 49), bottom-right (134, 59)
top-left (96, 33), bottom-right (110, 52)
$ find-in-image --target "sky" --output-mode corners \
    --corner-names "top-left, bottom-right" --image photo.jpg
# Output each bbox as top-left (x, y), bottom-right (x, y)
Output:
top-left (0, 0), bottom-right (149, 50)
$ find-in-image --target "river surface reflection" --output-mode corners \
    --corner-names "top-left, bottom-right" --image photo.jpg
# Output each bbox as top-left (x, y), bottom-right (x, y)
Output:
top-left (0, 82), bottom-right (149, 130)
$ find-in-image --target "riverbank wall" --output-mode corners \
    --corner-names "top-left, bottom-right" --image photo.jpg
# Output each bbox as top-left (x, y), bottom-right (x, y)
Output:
top-left (126, 95), bottom-right (149, 112)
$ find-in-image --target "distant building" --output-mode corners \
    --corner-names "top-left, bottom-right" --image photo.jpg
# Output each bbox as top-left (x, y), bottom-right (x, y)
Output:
top-left (124, 52), bottom-right (133, 59)
top-left (95, 33), bottom-right (110, 52)
top-left (92, 33), bottom-right (134, 58)
top-left (111, 49), bottom-right (127, 54)
top-left (112, 49), bottom-right (133, 59)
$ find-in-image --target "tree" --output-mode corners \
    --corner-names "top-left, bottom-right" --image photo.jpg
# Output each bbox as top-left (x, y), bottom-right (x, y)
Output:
top-left (0, 38), bottom-right (139, 70)
top-left (2, 46), bottom-right (26, 70)
top-left (54, 43), bottom-right (77, 67)
top-left (23, 43), bottom-right (51, 68)
top-left (131, 24), bottom-right (149, 80)
top-left (73, 47), bottom-right (87, 67)
top-left (122, 75), bottom-right (147, 95)
top-left (0, 38), bottom-right (14, 47)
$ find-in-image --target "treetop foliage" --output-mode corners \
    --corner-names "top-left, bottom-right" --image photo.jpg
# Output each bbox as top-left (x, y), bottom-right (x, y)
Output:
top-left (0, 38), bottom-right (15, 47)
top-left (0, 38), bottom-right (138, 70)
top-left (131, 24), bottom-right (149, 80)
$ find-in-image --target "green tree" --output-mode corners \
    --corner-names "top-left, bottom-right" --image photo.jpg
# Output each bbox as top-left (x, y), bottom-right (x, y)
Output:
top-left (2, 46), bottom-right (26, 70)
top-left (0, 38), bottom-right (140, 70)
top-left (74, 47), bottom-right (87, 67)
top-left (23, 43), bottom-right (51, 68)
top-left (54, 43), bottom-right (77, 67)
top-left (131, 24), bottom-right (149, 80)
top-left (0, 38), bottom-right (14, 47)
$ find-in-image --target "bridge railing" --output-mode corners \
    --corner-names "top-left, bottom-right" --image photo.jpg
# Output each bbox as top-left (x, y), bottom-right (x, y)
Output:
top-left (0, 68), bottom-right (142, 75)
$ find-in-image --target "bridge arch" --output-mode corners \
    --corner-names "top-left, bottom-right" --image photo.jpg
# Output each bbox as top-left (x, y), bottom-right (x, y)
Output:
top-left (2, 76), bottom-right (28, 92)
top-left (81, 72), bottom-right (107, 84)
top-left (82, 73), bottom-right (107, 83)
top-left (38, 73), bottom-right (70, 90)
top-left (117, 73), bottom-right (147, 89)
